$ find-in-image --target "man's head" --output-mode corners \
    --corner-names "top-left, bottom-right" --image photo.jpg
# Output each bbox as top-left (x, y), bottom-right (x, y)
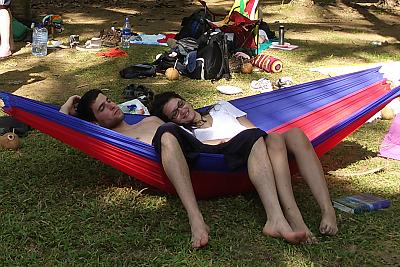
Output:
top-left (151, 91), bottom-right (196, 125)
top-left (77, 89), bottom-right (124, 129)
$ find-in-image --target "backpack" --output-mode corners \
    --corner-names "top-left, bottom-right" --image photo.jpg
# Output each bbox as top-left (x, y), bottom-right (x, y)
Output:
top-left (188, 31), bottom-right (231, 81)
top-left (259, 21), bottom-right (276, 40)
top-left (119, 64), bottom-right (156, 79)
top-left (175, 9), bottom-right (212, 40)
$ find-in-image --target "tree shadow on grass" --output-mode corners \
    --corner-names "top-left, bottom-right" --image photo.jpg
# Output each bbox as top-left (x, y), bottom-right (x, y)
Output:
top-left (321, 140), bottom-right (377, 172)
top-left (0, 65), bottom-right (49, 93)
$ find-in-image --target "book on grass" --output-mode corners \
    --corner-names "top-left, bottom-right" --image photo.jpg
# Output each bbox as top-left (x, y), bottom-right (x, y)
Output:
top-left (332, 193), bottom-right (391, 214)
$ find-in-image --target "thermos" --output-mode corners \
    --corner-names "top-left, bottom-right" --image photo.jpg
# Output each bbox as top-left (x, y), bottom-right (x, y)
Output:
top-left (279, 25), bottom-right (285, 45)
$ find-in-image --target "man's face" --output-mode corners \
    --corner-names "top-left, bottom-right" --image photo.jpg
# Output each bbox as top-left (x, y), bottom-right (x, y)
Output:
top-left (90, 93), bottom-right (124, 129)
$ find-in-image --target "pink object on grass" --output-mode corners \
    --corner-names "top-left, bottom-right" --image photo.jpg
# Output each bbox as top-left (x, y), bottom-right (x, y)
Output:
top-left (379, 113), bottom-right (400, 160)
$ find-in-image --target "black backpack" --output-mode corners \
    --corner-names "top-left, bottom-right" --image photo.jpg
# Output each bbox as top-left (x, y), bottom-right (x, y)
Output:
top-left (119, 64), bottom-right (157, 79)
top-left (175, 9), bottom-right (212, 40)
top-left (188, 31), bottom-right (231, 81)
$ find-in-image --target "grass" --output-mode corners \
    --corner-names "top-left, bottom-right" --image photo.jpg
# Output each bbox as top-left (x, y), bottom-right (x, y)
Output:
top-left (1, 1), bottom-right (400, 266)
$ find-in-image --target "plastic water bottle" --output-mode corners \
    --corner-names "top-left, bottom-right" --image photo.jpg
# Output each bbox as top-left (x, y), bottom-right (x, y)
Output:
top-left (121, 17), bottom-right (131, 49)
top-left (32, 23), bottom-right (48, 56)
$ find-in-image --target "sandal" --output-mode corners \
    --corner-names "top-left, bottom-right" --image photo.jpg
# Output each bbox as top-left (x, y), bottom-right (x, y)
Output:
top-left (122, 84), bottom-right (154, 106)
top-left (276, 77), bottom-right (294, 89)
top-left (76, 38), bottom-right (102, 52)
top-left (99, 28), bottom-right (121, 47)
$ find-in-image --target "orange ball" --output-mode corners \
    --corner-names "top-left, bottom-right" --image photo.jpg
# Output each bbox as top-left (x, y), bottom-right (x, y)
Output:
top-left (0, 132), bottom-right (21, 150)
top-left (165, 68), bottom-right (179, 80)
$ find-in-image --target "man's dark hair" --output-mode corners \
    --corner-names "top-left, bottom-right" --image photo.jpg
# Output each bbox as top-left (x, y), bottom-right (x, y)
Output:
top-left (76, 89), bottom-right (102, 122)
top-left (150, 91), bottom-right (184, 122)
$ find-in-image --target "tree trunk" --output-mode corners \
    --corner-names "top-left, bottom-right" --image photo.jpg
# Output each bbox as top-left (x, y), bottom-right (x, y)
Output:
top-left (10, 0), bottom-right (31, 23)
top-left (290, 0), bottom-right (315, 7)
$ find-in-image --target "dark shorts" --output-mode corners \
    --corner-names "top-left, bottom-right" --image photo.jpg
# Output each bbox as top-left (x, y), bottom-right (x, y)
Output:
top-left (0, 0), bottom-right (11, 9)
top-left (152, 122), bottom-right (267, 170)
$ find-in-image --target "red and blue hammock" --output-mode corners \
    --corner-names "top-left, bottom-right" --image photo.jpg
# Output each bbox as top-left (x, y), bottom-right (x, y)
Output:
top-left (1, 67), bottom-right (400, 198)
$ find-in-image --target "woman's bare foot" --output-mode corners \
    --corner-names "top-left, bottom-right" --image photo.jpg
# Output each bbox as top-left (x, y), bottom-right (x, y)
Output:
top-left (190, 219), bottom-right (210, 249)
top-left (319, 207), bottom-right (338, 235)
top-left (290, 222), bottom-right (318, 244)
top-left (284, 212), bottom-right (317, 244)
top-left (263, 219), bottom-right (307, 244)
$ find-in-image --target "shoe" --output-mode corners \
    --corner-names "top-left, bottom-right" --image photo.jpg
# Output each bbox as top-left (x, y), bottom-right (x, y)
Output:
top-left (99, 28), bottom-right (121, 47)
top-left (122, 84), bottom-right (154, 106)
top-left (250, 78), bottom-right (273, 92)
top-left (276, 77), bottom-right (293, 89)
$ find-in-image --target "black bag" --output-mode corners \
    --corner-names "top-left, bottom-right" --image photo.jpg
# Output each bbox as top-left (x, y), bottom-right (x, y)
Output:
top-left (188, 31), bottom-right (231, 81)
top-left (175, 9), bottom-right (212, 40)
top-left (119, 64), bottom-right (156, 79)
top-left (0, 116), bottom-right (31, 137)
top-left (259, 21), bottom-right (276, 40)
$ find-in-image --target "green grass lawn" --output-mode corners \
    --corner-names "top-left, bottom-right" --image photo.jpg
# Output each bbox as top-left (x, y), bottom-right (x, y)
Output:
top-left (1, 1), bottom-right (400, 266)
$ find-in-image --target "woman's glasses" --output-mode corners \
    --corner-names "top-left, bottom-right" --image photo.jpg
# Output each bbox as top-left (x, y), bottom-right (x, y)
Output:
top-left (170, 99), bottom-right (185, 120)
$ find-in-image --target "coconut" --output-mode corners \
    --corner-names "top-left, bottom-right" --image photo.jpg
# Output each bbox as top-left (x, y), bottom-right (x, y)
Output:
top-left (165, 68), bottom-right (179, 80)
top-left (0, 132), bottom-right (21, 150)
top-left (241, 62), bottom-right (253, 74)
top-left (381, 106), bottom-right (395, 120)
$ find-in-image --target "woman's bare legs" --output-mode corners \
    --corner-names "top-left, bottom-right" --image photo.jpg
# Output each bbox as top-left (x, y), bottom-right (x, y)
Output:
top-left (248, 137), bottom-right (307, 244)
top-left (283, 128), bottom-right (338, 235)
top-left (265, 133), bottom-right (316, 243)
top-left (160, 132), bottom-right (209, 248)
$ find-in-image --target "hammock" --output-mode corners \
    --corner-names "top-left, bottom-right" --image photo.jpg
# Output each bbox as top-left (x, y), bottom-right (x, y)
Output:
top-left (1, 67), bottom-right (400, 198)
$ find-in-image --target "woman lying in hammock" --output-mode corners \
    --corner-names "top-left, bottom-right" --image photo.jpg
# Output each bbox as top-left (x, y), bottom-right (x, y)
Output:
top-left (150, 91), bottom-right (338, 244)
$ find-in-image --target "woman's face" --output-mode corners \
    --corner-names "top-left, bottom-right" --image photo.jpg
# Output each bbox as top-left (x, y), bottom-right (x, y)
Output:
top-left (162, 97), bottom-right (196, 124)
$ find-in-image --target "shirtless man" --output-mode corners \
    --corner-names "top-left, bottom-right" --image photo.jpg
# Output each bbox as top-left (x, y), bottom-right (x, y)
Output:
top-left (60, 89), bottom-right (308, 248)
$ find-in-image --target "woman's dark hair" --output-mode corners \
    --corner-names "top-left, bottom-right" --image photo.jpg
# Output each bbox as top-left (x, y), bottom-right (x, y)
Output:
top-left (150, 91), bottom-right (184, 122)
top-left (150, 91), bottom-right (213, 131)
top-left (76, 89), bottom-right (102, 122)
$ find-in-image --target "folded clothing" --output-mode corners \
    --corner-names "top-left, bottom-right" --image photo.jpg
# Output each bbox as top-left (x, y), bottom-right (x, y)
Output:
top-left (96, 47), bottom-right (128, 57)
